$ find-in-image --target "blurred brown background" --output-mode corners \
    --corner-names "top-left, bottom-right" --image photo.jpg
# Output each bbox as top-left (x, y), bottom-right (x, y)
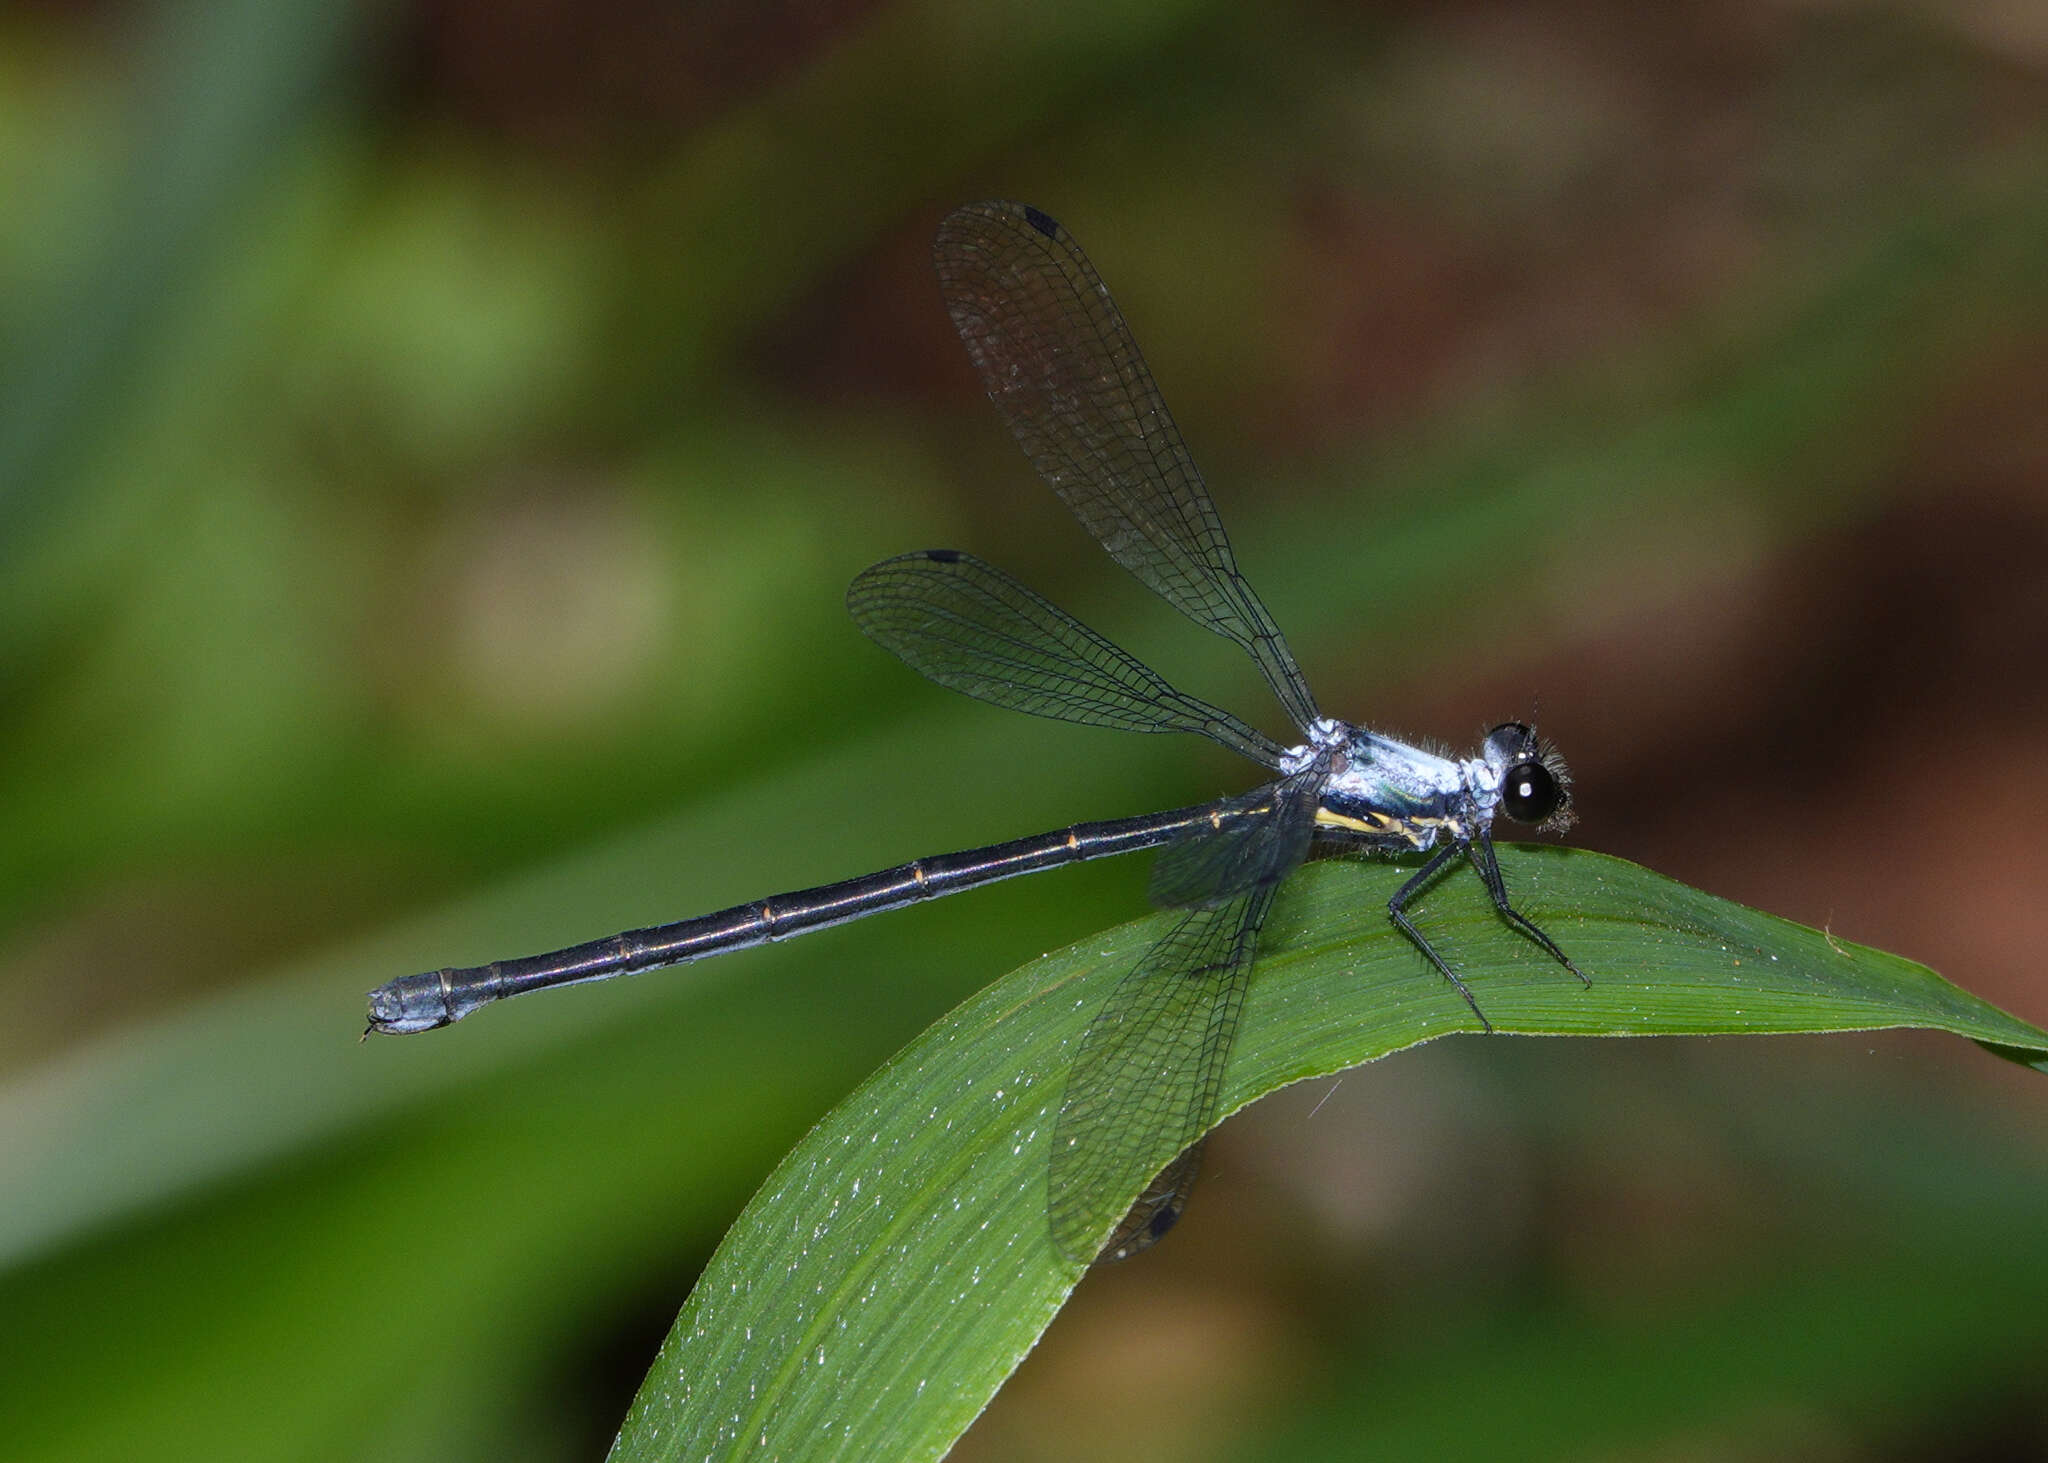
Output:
top-left (2, 1), bottom-right (2045, 1458)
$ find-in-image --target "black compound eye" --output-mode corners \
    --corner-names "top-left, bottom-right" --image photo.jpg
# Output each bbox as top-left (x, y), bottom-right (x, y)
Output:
top-left (1484, 721), bottom-right (1534, 762)
top-left (1501, 759), bottom-right (1560, 823)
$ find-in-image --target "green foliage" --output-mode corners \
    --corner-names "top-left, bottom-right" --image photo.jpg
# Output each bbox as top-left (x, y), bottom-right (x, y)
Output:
top-left (4, 1), bottom-right (2047, 1459)
top-left (611, 851), bottom-right (2048, 1459)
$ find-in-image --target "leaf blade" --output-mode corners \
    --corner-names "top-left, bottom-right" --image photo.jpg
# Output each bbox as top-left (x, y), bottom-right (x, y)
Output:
top-left (610, 849), bottom-right (2047, 1461)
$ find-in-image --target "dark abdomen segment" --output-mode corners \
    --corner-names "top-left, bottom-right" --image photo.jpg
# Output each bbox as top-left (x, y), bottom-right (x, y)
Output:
top-left (366, 804), bottom-right (1218, 1034)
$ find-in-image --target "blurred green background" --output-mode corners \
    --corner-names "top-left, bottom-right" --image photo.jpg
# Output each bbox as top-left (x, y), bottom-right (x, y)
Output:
top-left (4, 1), bottom-right (2047, 1458)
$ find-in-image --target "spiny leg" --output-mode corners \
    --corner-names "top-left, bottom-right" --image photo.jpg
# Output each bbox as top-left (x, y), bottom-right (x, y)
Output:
top-left (1472, 831), bottom-right (1588, 986)
top-left (1387, 844), bottom-right (1494, 1032)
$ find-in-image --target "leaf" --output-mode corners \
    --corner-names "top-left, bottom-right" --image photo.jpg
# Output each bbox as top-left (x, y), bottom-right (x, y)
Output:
top-left (607, 848), bottom-right (2048, 1461)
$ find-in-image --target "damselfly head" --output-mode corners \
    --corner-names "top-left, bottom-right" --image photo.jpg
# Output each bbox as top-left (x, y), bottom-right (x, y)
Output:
top-left (1483, 722), bottom-right (1575, 833)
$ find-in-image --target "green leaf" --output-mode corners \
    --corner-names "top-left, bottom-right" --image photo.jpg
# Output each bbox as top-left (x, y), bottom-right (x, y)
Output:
top-left (608, 848), bottom-right (2048, 1461)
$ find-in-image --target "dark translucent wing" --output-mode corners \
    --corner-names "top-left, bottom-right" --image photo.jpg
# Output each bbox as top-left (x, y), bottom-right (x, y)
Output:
top-left (1097, 1142), bottom-right (1205, 1263)
top-left (1147, 772), bottom-right (1321, 910)
top-left (1048, 885), bottom-right (1275, 1264)
top-left (848, 549), bottom-right (1285, 767)
top-left (934, 201), bottom-right (1322, 734)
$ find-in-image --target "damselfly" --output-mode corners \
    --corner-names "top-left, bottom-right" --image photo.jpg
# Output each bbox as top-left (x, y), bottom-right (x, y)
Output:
top-left (366, 202), bottom-right (1584, 1262)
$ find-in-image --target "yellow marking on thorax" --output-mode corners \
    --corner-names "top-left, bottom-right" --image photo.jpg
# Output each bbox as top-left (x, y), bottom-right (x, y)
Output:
top-left (1314, 808), bottom-right (1395, 835)
top-left (1317, 807), bottom-right (1460, 848)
